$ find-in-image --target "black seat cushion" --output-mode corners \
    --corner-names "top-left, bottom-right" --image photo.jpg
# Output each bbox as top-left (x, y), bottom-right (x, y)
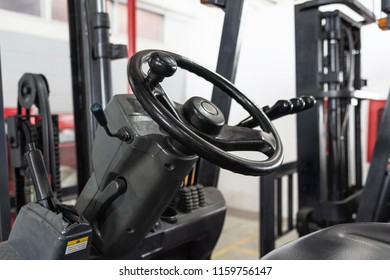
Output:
top-left (262, 223), bottom-right (390, 260)
top-left (0, 241), bottom-right (23, 260)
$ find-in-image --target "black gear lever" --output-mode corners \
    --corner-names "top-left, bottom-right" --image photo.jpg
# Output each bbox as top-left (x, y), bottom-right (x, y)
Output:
top-left (237, 100), bottom-right (293, 128)
top-left (237, 96), bottom-right (316, 128)
top-left (91, 103), bottom-right (109, 127)
top-left (90, 103), bottom-right (131, 141)
top-left (264, 100), bottom-right (293, 119)
top-left (24, 143), bottom-right (58, 212)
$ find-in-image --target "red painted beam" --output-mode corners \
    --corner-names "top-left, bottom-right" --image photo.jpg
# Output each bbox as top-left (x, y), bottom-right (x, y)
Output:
top-left (127, 0), bottom-right (136, 57)
top-left (367, 100), bottom-right (387, 162)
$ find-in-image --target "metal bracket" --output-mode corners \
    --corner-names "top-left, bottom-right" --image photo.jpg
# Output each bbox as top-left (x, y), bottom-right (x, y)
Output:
top-left (200, 0), bottom-right (226, 9)
top-left (298, 0), bottom-right (376, 24)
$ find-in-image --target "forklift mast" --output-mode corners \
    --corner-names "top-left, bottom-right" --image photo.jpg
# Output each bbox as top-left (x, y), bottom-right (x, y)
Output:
top-left (295, 0), bottom-right (376, 234)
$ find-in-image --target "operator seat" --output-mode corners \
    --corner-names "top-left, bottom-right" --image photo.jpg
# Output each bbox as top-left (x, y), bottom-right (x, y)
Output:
top-left (262, 223), bottom-right (390, 259)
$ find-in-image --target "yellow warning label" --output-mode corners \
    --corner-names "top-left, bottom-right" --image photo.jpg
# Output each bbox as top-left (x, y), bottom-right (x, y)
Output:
top-left (67, 236), bottom-right (89, 246)
top-left (65, 236), bottom-right (89, 255)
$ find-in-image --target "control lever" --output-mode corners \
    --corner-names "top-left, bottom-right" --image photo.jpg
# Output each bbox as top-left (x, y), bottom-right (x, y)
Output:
top-left (237, 100), bottom-right (293, 128)
top-left (24, 143), bottom-right (58, 212)
top-left (264, 100), bottom-right (293, 120)
top-left (237, 96), bottom-right (316, 128)
top-left (90, 103), bottom-right (131, 141)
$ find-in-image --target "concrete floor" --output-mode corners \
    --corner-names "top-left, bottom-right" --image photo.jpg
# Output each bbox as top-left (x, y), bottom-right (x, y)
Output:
top-left (212, 209), bottom-right (298, 260)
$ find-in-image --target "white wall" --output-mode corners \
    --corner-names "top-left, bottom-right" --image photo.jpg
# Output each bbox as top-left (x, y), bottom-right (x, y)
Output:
top-left (217, 0), bottom-right (297, 213)
top-left (139, 0), bottom-right (224, 102)
top-left (0, 30), bottom-right (72, 113)
top-left (0, 9), bottom-right (71, 113)
top-left (361, 24), bottom-right (390, 97)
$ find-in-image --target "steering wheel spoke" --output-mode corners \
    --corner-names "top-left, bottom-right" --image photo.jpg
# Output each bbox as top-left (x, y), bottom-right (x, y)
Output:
top-left (208, 125), bottom-right (276, 156)
top-left (153, 85), bottom-right (182, 120)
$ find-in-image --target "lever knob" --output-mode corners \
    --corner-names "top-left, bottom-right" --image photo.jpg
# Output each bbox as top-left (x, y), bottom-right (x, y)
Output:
top-left (300, 95), bottom-right (316, 110)
top-left (147, 52), bottom-right (177, 89)
top-left (289, 98), bottom-right (305, 114)
top-left (90, 103), bottom-right (108, 127)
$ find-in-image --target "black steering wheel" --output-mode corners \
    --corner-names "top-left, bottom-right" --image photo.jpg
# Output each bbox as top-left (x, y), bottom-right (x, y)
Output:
top-left (127, 50), bottom-right (283, 176)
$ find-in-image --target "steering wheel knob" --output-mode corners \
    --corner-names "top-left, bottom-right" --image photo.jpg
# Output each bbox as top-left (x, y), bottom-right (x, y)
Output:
top-left (146, 52), bottom-right (177, 89)
top-left (182, 97), bottom-right (225, 135)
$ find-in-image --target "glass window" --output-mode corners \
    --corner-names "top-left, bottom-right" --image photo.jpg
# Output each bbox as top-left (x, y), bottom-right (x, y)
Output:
top-left (0, 0), bottom-right (41, 17)
top-left (106, 0), bottom-right (112, 16)
top-left (136, 9), bottom-right (163, 41)
top-left (118, 3), bottom-right (128, 35)
top-left (52, 0), bottom-right (68, 22)
top-left (117, 4), bottom-right (163, 41)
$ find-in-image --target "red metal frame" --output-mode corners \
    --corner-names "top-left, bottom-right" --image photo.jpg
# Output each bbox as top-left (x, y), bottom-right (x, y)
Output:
top-left (367, 100), bottom-right (387, 162)
top-left (127, 0), bottom-right (136, 57)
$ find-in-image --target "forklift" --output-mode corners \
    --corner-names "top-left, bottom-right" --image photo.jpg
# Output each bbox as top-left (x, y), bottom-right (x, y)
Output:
top-left (0, 0), bottom-right (319, 259)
